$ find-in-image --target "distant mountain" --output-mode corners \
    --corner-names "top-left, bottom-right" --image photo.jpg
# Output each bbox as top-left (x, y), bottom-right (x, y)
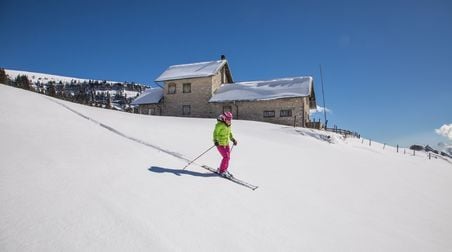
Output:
top-left (1, 68), bottom-right (148, 111)
top-left (4, 69), bottom-right (147, 86)
top-left (438, 142), bottom-right (452, 156)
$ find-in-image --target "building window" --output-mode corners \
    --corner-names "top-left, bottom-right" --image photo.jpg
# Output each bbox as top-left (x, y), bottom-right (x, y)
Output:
top-left (183, 83), bottom-right (191, 93)
top-left (263, 110), bottom-right (275, 118)
top-left (223, 106), bottom-right (232, 113)
top-left (168, 83), bottom-right (176, 94)
top-left (182, 105), bottom-right (191, 115)
top-left (280, 109), bottom-right (292, 117)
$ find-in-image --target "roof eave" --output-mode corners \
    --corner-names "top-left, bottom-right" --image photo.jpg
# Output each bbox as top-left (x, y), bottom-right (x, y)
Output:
top-left (308, 80), bottom-right (317, 109)
top-left (223, 61), bottom-right (234, 83)
top-left (155, 74), bottom-right (215, 82)
top-left (209, 95), bottom-right (307, 103)
top-left (155, 60), bottom-right (229, 82)
top-left (132, 98), bottom-right (163, 105)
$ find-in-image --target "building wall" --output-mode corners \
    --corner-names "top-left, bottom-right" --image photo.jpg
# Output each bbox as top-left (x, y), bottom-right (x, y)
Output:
top-left (162, 66), bottom-right (232, 118)
top-left (138, 104), bottom-right (162, 115)
top-left (210, 97), bottom-right (311, 127)
top-left (137, 67), bottom-right (313, 127)
top-left (212, 68), bottom-right (231, 95)
top-left (162, 76), bottom-right (213, 117)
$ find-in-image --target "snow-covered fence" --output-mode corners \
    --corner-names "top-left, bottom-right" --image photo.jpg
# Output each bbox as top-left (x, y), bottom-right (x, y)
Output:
top-left (356, 138), bottom-right (452, 163)
top-left (326, 126), bottom-right (360, 138)
top-left (305, 118), bottom-right (321, 129)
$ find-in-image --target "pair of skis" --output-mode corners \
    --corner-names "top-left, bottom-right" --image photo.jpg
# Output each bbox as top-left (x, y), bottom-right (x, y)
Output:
top-left (184, 145), bottom-right (258, 190)
top-left (200, 165), bottom-right (258, 191)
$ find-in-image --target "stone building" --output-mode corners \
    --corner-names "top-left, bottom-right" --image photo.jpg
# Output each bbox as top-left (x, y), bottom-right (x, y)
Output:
top-left (132, 57), bottom-right (317, 127)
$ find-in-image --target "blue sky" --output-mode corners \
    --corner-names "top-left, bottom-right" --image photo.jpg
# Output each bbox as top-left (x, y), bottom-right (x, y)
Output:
top-left (1, 0), bottom-right (451, 147)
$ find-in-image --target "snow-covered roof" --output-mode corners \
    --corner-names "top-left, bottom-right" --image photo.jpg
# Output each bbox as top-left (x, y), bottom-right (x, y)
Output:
top-left (131, 88), bottom-right (163, 105)
top-left (209, 76), bottom-right (314, 103)
top-left (155, 60), bottom-right (228, 82)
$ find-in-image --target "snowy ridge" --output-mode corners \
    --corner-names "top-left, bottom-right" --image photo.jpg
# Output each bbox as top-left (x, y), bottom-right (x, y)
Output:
top-left (1, 84), bottom-right (451, 251)
top-left (4, 69), bottom-right (146, 86)
top-left (3, 69), bottom-right (145, 108)
top-left (6, 69), bottom-right (108, 84)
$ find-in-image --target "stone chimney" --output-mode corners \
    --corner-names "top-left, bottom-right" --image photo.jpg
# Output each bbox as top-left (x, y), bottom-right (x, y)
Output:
top-left (220, 55), bottom-right (226, 60)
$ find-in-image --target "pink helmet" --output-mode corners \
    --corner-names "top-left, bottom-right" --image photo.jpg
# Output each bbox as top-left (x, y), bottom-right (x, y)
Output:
top-left (223, 111), bottom-right (233, 121)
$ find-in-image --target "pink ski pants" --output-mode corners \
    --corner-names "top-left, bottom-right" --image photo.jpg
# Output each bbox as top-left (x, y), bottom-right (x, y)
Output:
top-left (216, 145), bottom-right (230, 173)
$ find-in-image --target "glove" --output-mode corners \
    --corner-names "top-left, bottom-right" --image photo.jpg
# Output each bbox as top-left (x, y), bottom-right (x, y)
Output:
top-left (214, 141), bottom-right (219, 146)
top-left (232, 138), bottom-right (237, 146)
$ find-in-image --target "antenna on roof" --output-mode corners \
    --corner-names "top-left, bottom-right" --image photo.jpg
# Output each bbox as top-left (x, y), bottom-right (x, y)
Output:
top-left (319, 64), bottom-right (327, 129)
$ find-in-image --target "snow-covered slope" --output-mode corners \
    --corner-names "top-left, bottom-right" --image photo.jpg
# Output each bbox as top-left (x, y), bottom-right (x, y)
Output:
top-left (3, 69), bottom-right (145, 104)
top-left (5, 69), bottom-right (102, 84)
top-left (4, 69), bottom-right (142, 85)
top-left (1, 84), bottom-right (451, 251)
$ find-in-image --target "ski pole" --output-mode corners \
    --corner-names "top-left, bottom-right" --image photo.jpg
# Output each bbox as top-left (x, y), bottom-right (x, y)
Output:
top-left (183, 145), bottom-right (216, 170)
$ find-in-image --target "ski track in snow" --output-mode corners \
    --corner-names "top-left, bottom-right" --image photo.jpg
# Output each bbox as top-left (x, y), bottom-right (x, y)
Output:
top-left (47, 97), bottom-right (192, 164)
top-left (47, 97), bottom-right (260, 190)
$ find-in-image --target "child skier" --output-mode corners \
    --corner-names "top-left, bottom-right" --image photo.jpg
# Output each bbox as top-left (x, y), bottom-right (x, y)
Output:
top-left (213, 111), bottom-right (237, 178)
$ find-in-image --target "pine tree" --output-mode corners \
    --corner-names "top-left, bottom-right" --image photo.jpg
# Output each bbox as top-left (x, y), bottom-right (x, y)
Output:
top-left (47, 82), bottom-right (56, 97)
top-left (15, 75), bottom-right (31, 90)
top-left (106, 92), bottom-right (112, 109)
top-left (0, 68), bottom-right (8, 84)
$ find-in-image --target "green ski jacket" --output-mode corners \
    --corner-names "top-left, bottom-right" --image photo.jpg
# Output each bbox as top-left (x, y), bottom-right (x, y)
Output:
top-left (213, 121), bottom-right (234, 146)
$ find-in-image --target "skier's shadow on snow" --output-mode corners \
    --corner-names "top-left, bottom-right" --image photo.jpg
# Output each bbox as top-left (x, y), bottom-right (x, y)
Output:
top-left (148, 166), bottom-right (217, 177)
